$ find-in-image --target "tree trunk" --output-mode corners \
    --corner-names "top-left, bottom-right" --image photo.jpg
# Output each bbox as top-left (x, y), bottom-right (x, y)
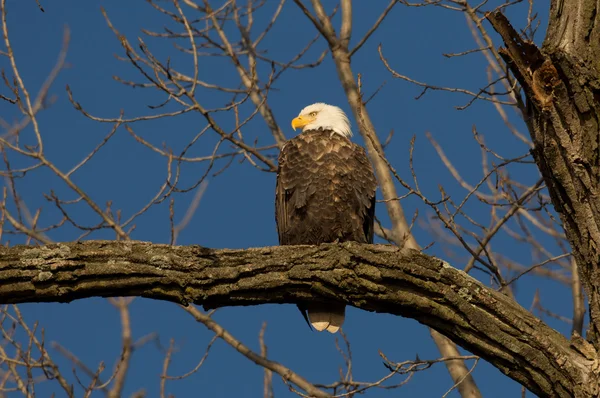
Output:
top-left (486, 1), bottom-right (600, 395)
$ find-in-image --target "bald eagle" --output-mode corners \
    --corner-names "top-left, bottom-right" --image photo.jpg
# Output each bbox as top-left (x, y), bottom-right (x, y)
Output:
top-left (275, 103), bottom-right (377, 333)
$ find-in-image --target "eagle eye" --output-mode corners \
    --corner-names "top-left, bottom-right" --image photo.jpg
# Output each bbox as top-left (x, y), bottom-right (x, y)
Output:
top-left (309, 112), bottom-right (318, 117)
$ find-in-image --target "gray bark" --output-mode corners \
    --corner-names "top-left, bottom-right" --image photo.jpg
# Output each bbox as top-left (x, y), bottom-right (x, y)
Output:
top-left (0, 240), bottom-right (596, 397)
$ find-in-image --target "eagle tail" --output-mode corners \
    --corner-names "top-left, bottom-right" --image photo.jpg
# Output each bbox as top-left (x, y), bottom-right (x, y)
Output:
top-left (307, 304), bottom-right (345, 333)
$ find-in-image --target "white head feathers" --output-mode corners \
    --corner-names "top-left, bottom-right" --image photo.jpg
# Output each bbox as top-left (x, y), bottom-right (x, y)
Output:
top-left (291, 103), bottom-right (352, 138)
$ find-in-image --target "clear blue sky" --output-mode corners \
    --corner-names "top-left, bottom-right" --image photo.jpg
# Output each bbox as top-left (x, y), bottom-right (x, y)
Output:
top-left (3, 0), bottom-right (567, 397)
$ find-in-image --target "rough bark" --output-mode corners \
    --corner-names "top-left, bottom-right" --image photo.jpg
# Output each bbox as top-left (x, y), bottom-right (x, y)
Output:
top-left (487, 0), bottom-right (600, 357)
top-left (0, 240), bottom-right (595, 397)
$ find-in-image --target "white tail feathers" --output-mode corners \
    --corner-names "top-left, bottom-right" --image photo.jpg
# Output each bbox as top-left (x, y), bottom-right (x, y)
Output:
top-left (307, 304), bottom-right (345, 333)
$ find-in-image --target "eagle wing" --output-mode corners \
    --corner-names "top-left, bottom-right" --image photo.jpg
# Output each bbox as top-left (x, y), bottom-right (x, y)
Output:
top-left (275, 140), bottom-right (302, 245)
top-left (350, 143), bottom-right (377, 244)
top-left (275, 149), bottom-right (289, 244)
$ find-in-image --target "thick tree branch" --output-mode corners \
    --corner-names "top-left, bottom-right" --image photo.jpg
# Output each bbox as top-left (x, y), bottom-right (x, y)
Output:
top-left (0, 240), bottom-right (594, 397)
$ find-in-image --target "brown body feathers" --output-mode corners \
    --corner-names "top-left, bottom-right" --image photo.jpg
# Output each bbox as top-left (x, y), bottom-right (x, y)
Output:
top-left (275, 129), bottom-right (377, 332)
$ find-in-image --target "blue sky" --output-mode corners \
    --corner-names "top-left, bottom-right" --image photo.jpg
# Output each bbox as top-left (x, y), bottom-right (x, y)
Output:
top-left (2, 0), bottom-right (569, 397)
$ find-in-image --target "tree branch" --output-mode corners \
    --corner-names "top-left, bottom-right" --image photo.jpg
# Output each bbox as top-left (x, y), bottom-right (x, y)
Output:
top-left (429, 329), bottom-right (481, 398)
top-left (182, 305), bottom-right (330, 398)
top-left (0, 240), bottom-right (594, 397)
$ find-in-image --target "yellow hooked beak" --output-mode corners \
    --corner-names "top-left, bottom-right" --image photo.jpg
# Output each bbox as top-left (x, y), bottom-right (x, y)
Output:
top-left (291, 115), bottom-right (315, 131)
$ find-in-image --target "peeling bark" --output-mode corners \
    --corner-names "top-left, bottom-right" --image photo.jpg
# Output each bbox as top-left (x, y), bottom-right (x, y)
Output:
top-left (0, 240), bottom-right (595, 397)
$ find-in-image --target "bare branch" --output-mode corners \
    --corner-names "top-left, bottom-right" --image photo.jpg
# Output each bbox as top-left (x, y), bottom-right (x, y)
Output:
top-left (182, 305), bottom-right (330, 398)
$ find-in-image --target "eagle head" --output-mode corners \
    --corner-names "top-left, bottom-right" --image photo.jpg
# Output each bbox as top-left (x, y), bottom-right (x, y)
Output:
top-left (291, 103), bottom-right (352, 138)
